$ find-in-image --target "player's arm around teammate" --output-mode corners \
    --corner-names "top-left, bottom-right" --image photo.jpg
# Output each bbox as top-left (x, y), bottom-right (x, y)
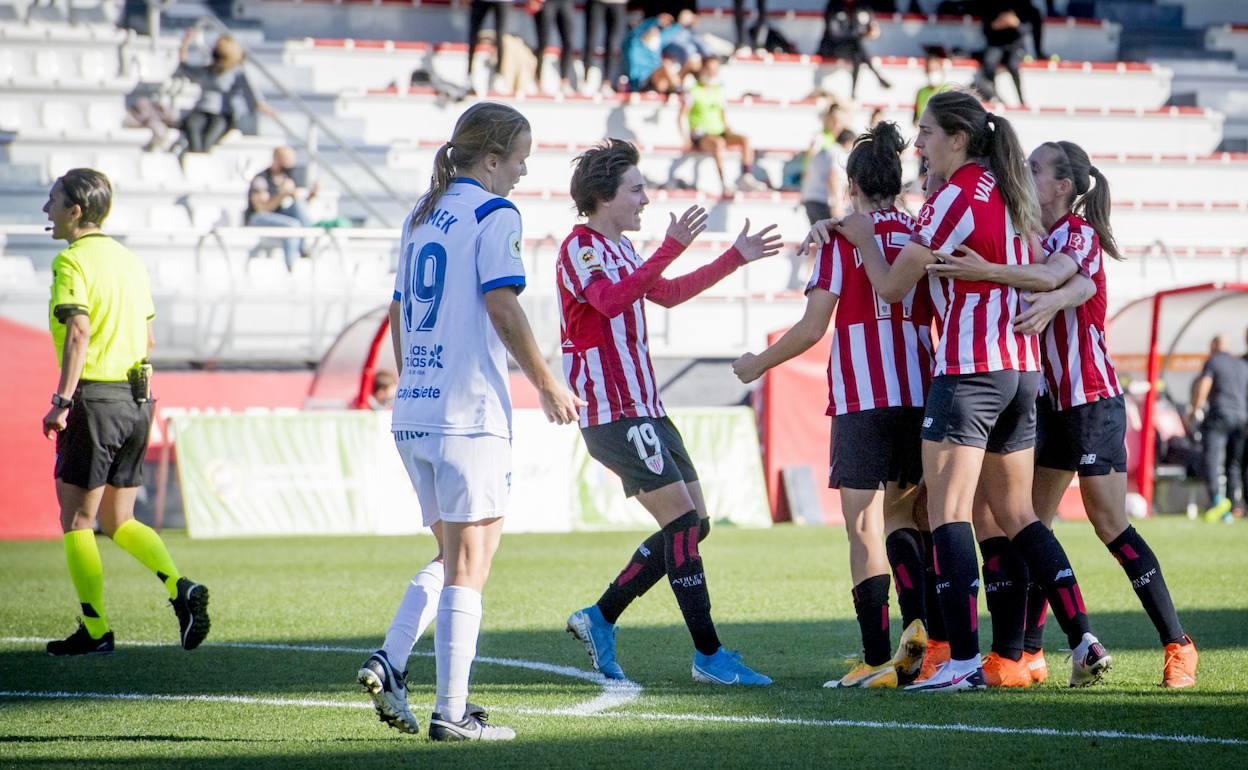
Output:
top-left (734, 122), bottom-right (935, 689)
top-left (558, 139), bottom-right (779, 686)
top-left (41, 169), bottom-right (210, 657)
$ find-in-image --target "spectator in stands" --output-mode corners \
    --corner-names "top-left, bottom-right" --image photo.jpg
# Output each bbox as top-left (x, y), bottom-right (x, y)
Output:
top-left (583, 0), bottom-right (628, 93)
top-left (1012, 0), bottom-right (1049, 60)
top-left (663, 9), bottom-right (710, 81)
top-left (801, 104), bottom-right (851, 225)
top-left (914, 48), bottom-right (952, 126)
top-left (1188, 334), bottom-right (1248, 524)
top-left (818, 1), bottom-right (892, 99)
top-left (733, 0), bottom-right (770, 54)
top-left (244, 146), bottom-right (319, 271)
top-left (368, 370), bottom-right (398, 411)
top-left (974, 1), bottom-right (1027, 105)
top-left (467, 0), bottom-right (511, 93)
top-left (175, 29), bottom-right (267, 157)
top-left (679, 57), bottom-right (761, 196)
top-left (625, 19), bottom-right (680, 95)
top-left (531, 0), bottom-right (575, 94)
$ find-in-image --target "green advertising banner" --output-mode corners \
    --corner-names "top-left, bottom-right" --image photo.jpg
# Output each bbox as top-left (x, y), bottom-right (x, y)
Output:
top-left (175, 407), bottom-right (770, 538)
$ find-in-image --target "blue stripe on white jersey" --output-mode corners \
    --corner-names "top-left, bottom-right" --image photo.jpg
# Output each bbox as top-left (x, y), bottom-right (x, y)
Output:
top-left (390, 179), bottom-right (526, 439)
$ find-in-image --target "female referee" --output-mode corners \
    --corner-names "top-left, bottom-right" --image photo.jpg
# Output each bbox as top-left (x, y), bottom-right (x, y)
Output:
top-left (732, 122), bottom-right (933, 689)
top-left (819, 89), bottom-right (1112, 691)
top-left (927, 139), bottom-right (1198, 689)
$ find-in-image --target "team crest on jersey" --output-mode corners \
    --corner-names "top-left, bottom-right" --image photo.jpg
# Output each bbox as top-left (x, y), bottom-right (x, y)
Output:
top-left (509, 232), bottom-right (522, 261)
top-left (577, 245), bottom-right (604, 272)
top-left (1066, 232), bottom-right (1087, 253)
top-left (918, 203), bottom-right (935, 229)
top-left (644, 453), bottom-right (665, 474)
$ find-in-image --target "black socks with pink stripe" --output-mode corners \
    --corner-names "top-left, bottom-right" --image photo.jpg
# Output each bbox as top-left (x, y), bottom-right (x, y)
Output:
top-left (663, 511), bottom-right (721, 655)
top-left (932, 522), bottom-right (981, 661)
top-left (852, 575), bottom-right (893, 667)
top-left (979, 536), bottom-right (1029, 660)
top-left (596, 530), bottom-right (666, 624)
top-left (1107, 526), bottom-right (1185, 645)
top-left (885, 528), bottom-right (926, 628)
top-left (1012, 521), bottom-right (1092, 648)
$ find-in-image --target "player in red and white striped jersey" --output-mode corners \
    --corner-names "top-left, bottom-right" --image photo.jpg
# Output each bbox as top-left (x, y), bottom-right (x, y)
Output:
top-left (559, 139), bottom-right (783, 686)
top-left (733, 122), bottom-right (934, 689)
top-left (929, 140), bottom-right (1196, 689)
top-left (814, 89), bottom-right (1110, 692)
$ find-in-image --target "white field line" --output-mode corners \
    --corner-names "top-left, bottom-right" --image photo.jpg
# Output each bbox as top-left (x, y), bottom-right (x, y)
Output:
top-left (1, 688), bottom-right (1245, 748)
top-left (0, 637), bottom-right (641, 715)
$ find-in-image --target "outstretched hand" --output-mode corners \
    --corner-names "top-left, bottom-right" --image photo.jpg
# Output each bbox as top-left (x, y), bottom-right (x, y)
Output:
top-left (666, 205), bottom-right (709, 246)
top-left (733, 219), bottom-right (783, 262)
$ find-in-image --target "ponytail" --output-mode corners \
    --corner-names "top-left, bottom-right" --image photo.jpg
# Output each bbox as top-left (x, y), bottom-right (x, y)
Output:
top-left (845, 120), bottom-right (908, 204)
top-left (925, 89), bottom-right (1042, 239)
top-left (1043, 140), bottom-right (1122, 261)
top-left (411, 142), bottom-right (455, 237)
top-left (409, 101), bottom-right (531, 238)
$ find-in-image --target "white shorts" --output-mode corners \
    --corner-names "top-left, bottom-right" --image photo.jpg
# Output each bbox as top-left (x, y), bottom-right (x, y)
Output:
top-left (393, 430), bottom-right (511, 528)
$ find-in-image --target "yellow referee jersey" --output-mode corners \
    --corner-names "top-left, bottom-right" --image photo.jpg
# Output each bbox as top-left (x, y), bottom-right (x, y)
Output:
top-left (48, 234), bottom-right (155, 382)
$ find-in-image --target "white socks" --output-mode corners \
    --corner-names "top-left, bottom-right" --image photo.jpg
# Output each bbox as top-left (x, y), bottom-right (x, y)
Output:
top-left (435, 585), bottom-right (483, 723)
top-left (382, 559), bottom-right (445, 669)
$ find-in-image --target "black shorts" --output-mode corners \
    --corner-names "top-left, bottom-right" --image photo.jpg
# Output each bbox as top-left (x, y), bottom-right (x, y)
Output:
top-left (829, 406), bottom-right (924, 490)
top-left (581, 415), bottom-right (698, 497)
top-left (55, 381), bottom-right (153, 489)
top-left (1036, 394), bottom-right (1128, 476)
top-left (920, 370), bottom-right (1041, 454)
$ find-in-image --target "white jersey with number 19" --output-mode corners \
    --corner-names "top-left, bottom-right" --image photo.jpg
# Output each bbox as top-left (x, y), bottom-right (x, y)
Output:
top-left (391, 177), bottom-right (527, 439)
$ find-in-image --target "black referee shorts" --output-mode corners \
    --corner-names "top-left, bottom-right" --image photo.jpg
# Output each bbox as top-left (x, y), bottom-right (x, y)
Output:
top-left (581, 415), bottom-right (698, 497)
top-left (920, 370), bottom-right (1041, 454)
top-left (55, 381), bottom-right (154, 489)
top-left (829, 406), bottom-right (924, 491)
top-left (1036, 394), bottom-right (1128, 476)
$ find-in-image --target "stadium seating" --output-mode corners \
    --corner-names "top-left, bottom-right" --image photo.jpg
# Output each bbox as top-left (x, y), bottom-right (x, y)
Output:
top-left (2, 0), bottom-right (1246, 362)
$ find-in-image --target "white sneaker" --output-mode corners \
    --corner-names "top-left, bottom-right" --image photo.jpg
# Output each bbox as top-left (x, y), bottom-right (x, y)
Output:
top-left (357, 650), bottom-right (420, 734)
top-left (903, 660), bottom-right (986, 692)
top-left (1069, 632), bottom-right (1112, 687)
top-left (428, 704), bottom-right (516, 741)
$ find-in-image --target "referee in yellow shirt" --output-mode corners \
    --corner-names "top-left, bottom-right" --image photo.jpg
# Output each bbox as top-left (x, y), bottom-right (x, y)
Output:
top-left (41, 168), bottom-right (211, 656)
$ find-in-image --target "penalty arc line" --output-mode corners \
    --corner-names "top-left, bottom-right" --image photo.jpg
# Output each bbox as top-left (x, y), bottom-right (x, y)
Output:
top-left (1, 689), bottom-right (1245, 747)
top-left (0, 637), bottom-right (642, 716)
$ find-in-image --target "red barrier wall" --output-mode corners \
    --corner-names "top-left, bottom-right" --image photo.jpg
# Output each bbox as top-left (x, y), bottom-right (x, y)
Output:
top-left (0, 318), bottom-right (62, 539)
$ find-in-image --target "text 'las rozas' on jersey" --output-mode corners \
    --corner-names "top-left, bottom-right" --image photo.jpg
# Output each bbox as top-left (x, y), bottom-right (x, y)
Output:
top-left (390, 177), bottom-right (526, 439)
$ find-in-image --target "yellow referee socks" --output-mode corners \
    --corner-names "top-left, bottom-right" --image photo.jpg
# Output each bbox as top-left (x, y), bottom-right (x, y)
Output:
top-left (111, 519), bottom-right (181, 600)
top-left (63, 529), bottom-right (109, 639)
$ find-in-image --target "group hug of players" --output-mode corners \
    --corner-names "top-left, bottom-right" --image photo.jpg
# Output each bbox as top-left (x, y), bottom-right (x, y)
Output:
top-left (362, 87), bottom-right (1198, 740)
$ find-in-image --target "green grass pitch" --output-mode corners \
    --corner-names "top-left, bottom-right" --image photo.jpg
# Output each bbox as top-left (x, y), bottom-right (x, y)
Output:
top-left (2, 517), bottom-right (1246, 768)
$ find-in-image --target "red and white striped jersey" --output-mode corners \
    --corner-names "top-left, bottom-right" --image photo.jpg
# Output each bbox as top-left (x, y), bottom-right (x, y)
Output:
top-left (1040, 213), bottom-right (1123, 409)
top-left (913, 163), bottom-right (1042, 376)
top-left (556, 224), bottom-right (665, 427)
top-left (807, 207), bottom-right (935, 415)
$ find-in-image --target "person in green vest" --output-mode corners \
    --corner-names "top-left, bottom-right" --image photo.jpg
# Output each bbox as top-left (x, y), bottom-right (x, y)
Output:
top-left (914, 51), bottom-right (953, 127)
top-left (41, 168), bottom-right (211, 656)
top-left (678, 57), bottom-right (762, 196)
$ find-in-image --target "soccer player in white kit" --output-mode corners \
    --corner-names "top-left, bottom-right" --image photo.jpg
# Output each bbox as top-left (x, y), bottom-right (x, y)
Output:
top-left (356, 102), bottom-right (581, 741)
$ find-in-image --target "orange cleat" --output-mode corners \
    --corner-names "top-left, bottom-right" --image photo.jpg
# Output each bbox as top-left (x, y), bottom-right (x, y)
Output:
top-left (1022, 649), bottom-right (1048, 684)
top-left (982, 652), bottom-right (1031, 688)
top-left (914, 639), bottom-right (950, 683)
top-left (1162, 636), bottom-right (1198, 689)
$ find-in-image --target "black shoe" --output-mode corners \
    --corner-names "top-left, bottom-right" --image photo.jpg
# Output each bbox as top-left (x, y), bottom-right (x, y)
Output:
top-left (170, 577), bottom-right (210, 650)
top-left (428, 703), bottom-right (516, 742)
top-left (46, 621), bottom-right (114, 656)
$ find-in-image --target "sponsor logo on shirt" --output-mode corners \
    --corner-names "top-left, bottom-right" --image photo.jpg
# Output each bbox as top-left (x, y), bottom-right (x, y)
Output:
top-left (1067, 232), bottom-right (1087, 253)
top-left (405, 343), bottom-right (444, 370)
top-left (918, 203), bottom-right (935, 229)
top-left (396, 386), bottom-right (442, 400)
top-left (509, 231), bottom-right (522, 262)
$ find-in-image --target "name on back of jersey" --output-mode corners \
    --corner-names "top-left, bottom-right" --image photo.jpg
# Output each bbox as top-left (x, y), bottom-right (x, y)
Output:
top-left (425, 207), bottom-right (459, 235)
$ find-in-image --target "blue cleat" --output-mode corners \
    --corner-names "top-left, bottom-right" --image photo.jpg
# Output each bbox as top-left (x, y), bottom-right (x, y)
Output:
top-left (566, 605), bottom-right (626, 680)
top-left (692, 647), bottom-right (772, 686)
